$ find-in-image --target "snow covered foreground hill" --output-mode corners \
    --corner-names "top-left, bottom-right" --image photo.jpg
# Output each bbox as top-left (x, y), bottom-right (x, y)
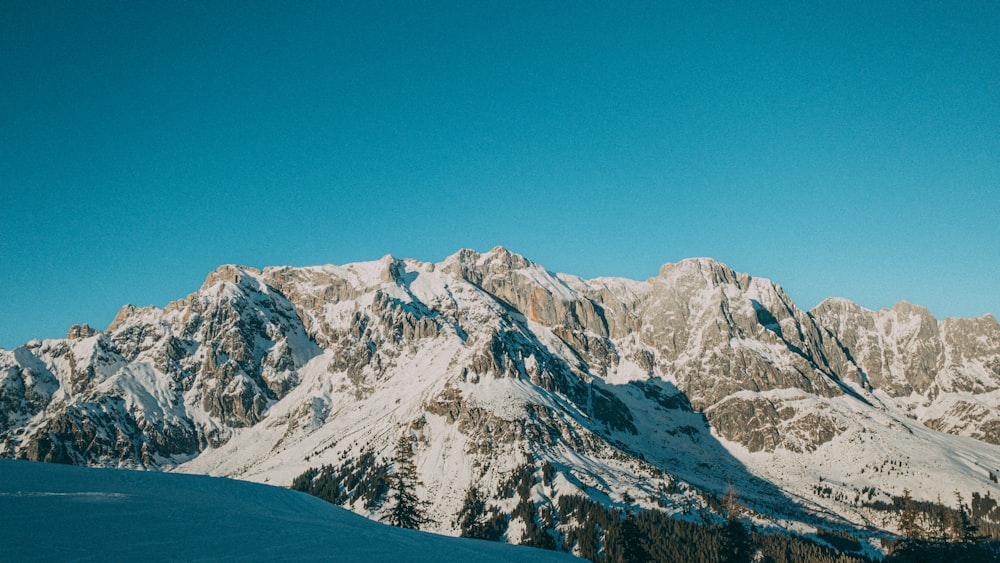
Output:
top-left (0, 459), bottom-right (578, 562)
top-left (2, 247), bottom-right (999, 555)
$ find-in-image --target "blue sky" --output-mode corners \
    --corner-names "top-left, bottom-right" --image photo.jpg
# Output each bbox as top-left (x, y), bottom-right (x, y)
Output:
top-left (2, 2), bottom-right (998, 348)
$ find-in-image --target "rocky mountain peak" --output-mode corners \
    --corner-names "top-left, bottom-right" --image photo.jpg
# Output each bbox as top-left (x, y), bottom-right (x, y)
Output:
top-left (107, 303), bottom-right (159, 332)
top-left (440, 246), bottom-right (535, 284)
top-left (811, 297), bottom-right (865, 317)
top-left (199, 264), bottom-right (263, 292)
top-left (891, 300), bottom-right (931, 316)
top-left (479, 245), bottom-right (532, 269)
top-left (66, 324), bottom-right (98, 340)
top-left (655, 257), bottom-right (749, 292)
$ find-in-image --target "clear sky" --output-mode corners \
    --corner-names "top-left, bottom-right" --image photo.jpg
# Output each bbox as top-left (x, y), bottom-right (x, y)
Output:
top-left (2, 1), bottom-right (998, 348)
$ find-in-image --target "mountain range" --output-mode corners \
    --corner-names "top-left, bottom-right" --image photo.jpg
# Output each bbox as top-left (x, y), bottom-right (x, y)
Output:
top-left (2, 247), bottom-right (999, 559)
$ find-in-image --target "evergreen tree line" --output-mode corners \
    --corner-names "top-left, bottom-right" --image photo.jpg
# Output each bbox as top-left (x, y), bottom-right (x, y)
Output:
top-left (554, 494), bottom-right (869, 563)
top-left (970, 490), bottom-right (1000, 525)
top-left (882, 540), bottom-right (1000, 563)
top-left (456, 485), bottom-right (508, 541)
top-left (455, 460), bottom-right (869, 563)
top-left (291, 435), bottom-right (432, 529)
top-left (295, 453), bottom-right (999, 562)
top-left (290, 450), bottom-right (390, 510)
top-left (460, 489), bottom-right (870, 563)
top-left (866, 488), bottom-right (1000, 561)
top-left (462, 455), bottom-right (555, 548)
top-left (863, 488), bottom-right (1000, 543)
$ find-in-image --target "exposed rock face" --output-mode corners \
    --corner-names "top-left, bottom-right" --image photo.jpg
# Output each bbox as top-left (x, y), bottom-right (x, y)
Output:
top-left (66, 324), bottom-right (98, 340)
top-left (1, 266), bottom-right (320, 466)
top-left (811, 298), bottom-right (1000, 444)
top-left (1, 247), bottom-right (999, 541)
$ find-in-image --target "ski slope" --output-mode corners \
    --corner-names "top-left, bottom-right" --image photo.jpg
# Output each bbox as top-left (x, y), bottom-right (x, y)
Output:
top-left (0, 459), bottom-right (578, 561)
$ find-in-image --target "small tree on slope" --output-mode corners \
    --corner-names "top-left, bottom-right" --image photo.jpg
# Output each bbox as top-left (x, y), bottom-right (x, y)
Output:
top-left (898, 488), bottom-right (923, 540)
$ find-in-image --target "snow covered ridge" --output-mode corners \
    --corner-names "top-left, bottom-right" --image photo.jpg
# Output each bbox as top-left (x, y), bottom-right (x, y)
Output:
top-left (1, 247), bottom-right (999, 552)
top-left (0, 459), bottom-right (578, 562)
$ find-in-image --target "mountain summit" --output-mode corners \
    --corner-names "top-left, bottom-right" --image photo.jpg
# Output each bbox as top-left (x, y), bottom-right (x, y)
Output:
top-left (2, 248), bottom-right (999, 555)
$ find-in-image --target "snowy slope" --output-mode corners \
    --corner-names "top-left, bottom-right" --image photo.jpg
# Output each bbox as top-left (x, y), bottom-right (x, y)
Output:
top-left (0, 459), bottom-right (578, 562)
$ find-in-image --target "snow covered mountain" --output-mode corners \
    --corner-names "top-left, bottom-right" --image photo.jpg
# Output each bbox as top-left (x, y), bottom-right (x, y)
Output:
top-left (0, 458), bottom-right (578, 561)
top-left (2, 247), bottom-right (999, 554)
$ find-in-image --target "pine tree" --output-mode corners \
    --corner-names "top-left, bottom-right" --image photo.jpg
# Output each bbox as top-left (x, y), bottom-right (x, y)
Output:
top-left (383, 435), bottom-right (431, 529)
top-left (458, 485), bottom-right (490, 538)
top-left (930, 494), bottom-right (948, 541)
top-left (953, 491), bottom-right (978, 543)
top-left (722, 484), bottom-right (743, 521)
top-left (721, 485), bottom-right (753, 562)
top-left (618, 512), bottom-right (650, 563)
top-left (898, 488), bottom-right (922, 539)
